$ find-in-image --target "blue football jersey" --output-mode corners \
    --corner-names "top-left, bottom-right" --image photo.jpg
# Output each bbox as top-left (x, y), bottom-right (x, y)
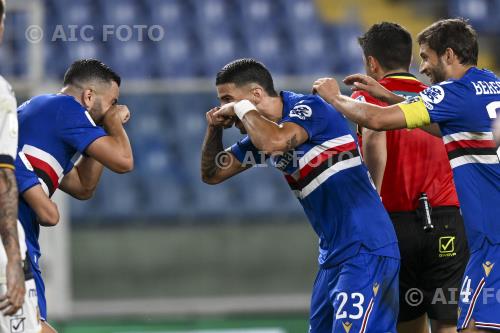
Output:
top-left (231, 91), bottom-right (399, 267)
top-left (15, 94), bottom-right (106, 267)
top-left (401, 67), bottom-right (500, 252)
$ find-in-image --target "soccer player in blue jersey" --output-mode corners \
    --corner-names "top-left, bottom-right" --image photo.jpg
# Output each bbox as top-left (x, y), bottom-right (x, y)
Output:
top-left (16, 59), bottom-right (133, 333)
top-left (313, 19), bottom-right (500, 332)
top-left (201, 58), bottom-right (400, 333)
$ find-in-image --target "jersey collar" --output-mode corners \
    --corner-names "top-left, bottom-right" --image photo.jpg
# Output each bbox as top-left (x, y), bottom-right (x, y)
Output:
top-left (382, 72), bottom-right (419, 81)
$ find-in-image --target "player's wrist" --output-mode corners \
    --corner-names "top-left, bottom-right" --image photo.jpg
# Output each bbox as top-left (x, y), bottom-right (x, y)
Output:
top-left (234, 100), bottom-right (256, 120)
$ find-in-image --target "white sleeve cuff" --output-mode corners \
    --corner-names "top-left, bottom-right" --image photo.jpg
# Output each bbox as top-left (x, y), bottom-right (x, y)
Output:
top-left (234, 100), bottom-right (256, 120)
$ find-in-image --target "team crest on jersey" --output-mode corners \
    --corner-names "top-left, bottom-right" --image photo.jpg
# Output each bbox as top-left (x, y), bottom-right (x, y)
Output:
top-left (420, 85), bottom-right (445, 106)
top-left (355, 95), bottom-right (366, 102)
top-left (289, 104), bottom-right (312, 120)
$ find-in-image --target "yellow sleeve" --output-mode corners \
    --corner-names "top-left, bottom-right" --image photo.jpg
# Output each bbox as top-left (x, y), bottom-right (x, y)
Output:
top-left (398, 97), bottom-right (431, 129)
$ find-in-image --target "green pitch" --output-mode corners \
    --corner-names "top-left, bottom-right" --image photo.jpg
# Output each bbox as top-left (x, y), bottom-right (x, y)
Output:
top-left (52, 315), bottom-right (309, 333)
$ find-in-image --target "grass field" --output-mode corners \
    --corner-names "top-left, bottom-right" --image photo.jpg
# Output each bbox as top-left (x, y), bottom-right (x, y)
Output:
top-left (53, 315), bottom-right (309, 333)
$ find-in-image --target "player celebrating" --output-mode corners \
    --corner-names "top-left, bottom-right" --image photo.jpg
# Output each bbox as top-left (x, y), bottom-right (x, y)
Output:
top-left (201, 58), bottom-right (400, 333)
top-left (313, 19), bottom-right (500, 332)
top-left (353, 22), bottom-right (466, 333)
top-left (0, 0), bottom-right (42, 331)
top-left (16, 59), bottom-right (133, 333)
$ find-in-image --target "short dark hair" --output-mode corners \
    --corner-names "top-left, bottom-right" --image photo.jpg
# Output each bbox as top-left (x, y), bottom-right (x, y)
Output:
top-left (63, 59), bottom-right (121, 87)
top-left (358, 22), bottom-right (413, 71)
top-left (215, 58), bottom-right (278, 97)
top-left (0, 0), bottom-right (4, 20)
top-left (417, 18), bottom-right (478, 66)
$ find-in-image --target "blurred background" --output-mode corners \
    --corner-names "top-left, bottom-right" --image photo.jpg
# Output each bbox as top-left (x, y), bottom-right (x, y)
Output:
top-left (0, 0), bottom-right (499, 332)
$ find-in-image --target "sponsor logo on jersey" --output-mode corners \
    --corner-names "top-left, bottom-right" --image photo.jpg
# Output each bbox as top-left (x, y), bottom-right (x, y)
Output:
top-left (482, 261), bottom-right (494, 277)
top-left (342, 321), bottom-right (352, 333)
top-left (289, 104), bottom-right (312, 120)
top-left (372, 282), bottom-right (380, 297)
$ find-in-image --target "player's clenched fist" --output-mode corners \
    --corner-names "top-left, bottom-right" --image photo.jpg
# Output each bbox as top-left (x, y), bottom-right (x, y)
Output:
top-left (104, 105), bottom-right (130, 126)
top-left (206, 107), bottom-right (234, 129)
top-left (312, 78), bottom-right (341, 104)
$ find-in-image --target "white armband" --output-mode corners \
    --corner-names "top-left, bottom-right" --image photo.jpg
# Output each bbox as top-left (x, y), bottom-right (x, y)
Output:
top-left (234, 100), bottom-right (256, 120)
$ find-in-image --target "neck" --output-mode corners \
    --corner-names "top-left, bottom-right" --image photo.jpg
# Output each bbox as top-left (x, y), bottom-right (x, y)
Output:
top-left (60, 86), bottom-right (84, 105)
top-left (447, 64), bottom-right (474, 81)
top-left (255, 95), bottom-right (283, 123)
top-left (375, 68), bottom-right (409, 81)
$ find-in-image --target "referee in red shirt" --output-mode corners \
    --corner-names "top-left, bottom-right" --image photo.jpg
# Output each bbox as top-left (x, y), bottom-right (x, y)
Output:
top-left (352, 22), bottom-right (468, 333)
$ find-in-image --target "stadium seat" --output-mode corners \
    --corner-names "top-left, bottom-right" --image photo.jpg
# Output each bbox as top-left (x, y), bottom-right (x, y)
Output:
top-left (325, 23), bottom-right (365, 75)
top-left (144, 0), bottom-right (192, 34)
top-left (108, 40), bottom-right (153, 79)
top-left (235, 0), bottom-right (282, 34)
top-left (50, 0), bottom-right (99, 26)
top-left (155, 32), bottom-right (200, 78)
top-left (95, 170), bottom-right (141, 219)
top-left (100, 0), bottom-right (145, 26)
top-left (448, 0), bottom-right (500, 33)
top-left (198, 31), bottom-right (243, 77)
top-left (244, 31), bottom-right (290, 74)
top-left (289, 29), bottom-right (333, 75)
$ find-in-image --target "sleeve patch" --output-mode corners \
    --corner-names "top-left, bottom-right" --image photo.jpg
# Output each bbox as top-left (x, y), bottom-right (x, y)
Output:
top-left (420, 85), bottom-right (445, 108)
top-left (289, 104), bottom-right (312, 120)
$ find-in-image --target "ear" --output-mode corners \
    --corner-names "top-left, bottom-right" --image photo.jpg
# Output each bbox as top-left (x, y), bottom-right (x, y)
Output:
top-left (251, 86), bottom-right (264, 104)
top-left (367, 56), bottom-right (378, 72)
top-left (443, 47), bottom-right (455, 65)
top-left (81, 88), bottom-right (94, 110)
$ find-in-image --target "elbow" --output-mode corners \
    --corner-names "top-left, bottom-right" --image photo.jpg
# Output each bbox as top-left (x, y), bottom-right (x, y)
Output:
top-left (37, 205), bottom-right (60, 227)
top-left (201, 173), bottom-right (223, 185)
top-left (255, 136), bottom-right (287, 155)
top-left (112, 156), bottom-right (134, 174)
top-left (74, 187), bottom-right (96, 200)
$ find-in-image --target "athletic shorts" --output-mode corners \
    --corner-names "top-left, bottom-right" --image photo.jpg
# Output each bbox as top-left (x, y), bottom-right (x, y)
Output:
top-left (457, 241), bottom-right (500, 331)
top-left (0, 279), bottom-right (42, 333)
top-left (391, 206), bottom-right (468, 322)
top-left (309, 253), bottom-right (400, 333)
top-left (31, 265), bottom-right (46, 322)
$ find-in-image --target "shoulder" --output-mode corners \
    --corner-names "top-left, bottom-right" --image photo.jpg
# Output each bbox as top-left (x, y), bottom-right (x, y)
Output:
top-left (289, 94), bottom-right (330, 120)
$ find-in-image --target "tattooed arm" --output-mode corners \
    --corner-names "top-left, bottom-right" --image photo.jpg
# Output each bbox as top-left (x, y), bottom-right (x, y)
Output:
top-left (0, 167), bottom-right (25, 315)
top-left (201, 108), bottom-right (250, 184)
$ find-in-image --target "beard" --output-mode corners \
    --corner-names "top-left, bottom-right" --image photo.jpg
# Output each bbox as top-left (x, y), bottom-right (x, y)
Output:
top-left (88, 99), bottom-right (105, 125)
top-left (428, 60), bottom-right (447, 84)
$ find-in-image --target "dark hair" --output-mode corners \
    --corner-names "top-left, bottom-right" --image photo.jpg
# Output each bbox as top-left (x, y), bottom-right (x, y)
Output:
top-left (417, 18), bottom-right (478, 66)
top-left (215, 58), bottom-right (278, 97)
top-left (63, 59), bottom-right (121, 87)
top-left (358, 22), bottom-right (412, 71)
top-left (0, 0), bottom-right (4, 20)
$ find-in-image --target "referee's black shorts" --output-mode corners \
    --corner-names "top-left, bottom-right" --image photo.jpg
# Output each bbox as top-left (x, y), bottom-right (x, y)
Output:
top-left (390, 206), bottom-right (469, 323)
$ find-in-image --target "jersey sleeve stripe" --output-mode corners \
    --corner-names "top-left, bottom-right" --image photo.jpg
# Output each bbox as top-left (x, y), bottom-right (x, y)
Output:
top-left (297, 135), bottom-right (354, 169)
top-left (443, 131), bottom-right (493, 144)
top-left (398, 98), bottom-right (431, 129)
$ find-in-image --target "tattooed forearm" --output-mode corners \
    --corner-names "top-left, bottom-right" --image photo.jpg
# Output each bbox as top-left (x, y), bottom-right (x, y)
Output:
top-left (0, 168), bottom-right (21, 262)
top-left (285, 134), bottom-right (298, 151)
top-left (201, 126), bottom-right (225, 181)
